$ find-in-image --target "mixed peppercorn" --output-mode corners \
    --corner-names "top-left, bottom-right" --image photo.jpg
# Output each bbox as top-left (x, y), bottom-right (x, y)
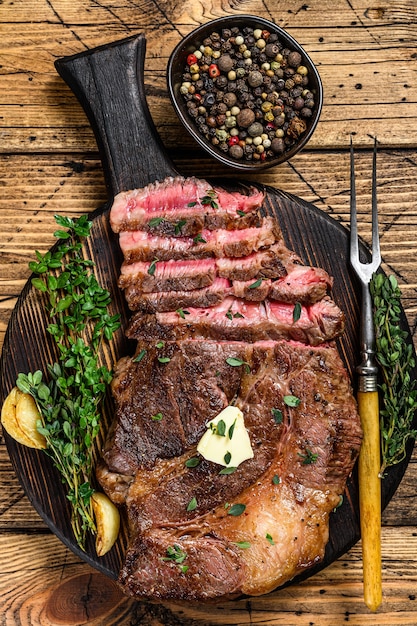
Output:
top-left (179, 25), bottom-right (317, 164)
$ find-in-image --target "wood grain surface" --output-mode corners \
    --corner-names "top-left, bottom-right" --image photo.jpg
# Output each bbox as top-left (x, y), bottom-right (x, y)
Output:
top-left (1, 1), bottom-right (417, 625)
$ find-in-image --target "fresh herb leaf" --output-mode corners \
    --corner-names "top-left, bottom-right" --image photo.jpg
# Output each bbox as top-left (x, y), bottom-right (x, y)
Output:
top-left (226, 357), bottom-right (251, 374)
top-left (271, 408), bottom-right (283, 424)
top-left (226, 310), bottom-right (233, 320)
top-left (272, 474), bottom-right (280, 485)
top-left (283, 395), bottom-right (300, 407)
top-left (148, 258), bottom-right (158, 276)
top-left (151, 412), bottom-right (163, 421)
top-left (293, 302), bottom-right (302, 322)
top-left (156, 341), bottom-right (165, 349)
top-left (187, 496), bottom-right (197, 511)
top-left (236, 210), bottom-right (246, 217)
top-left (219, 466), bottom-right (237, 475)
top-left (227, 503), bottom-right (246, 516)
top-left (248, 278), bottom-right (263, 289)
top-left (266, 533), bottom-right (275, 545)
top-left (228, 418), bottom-right (237, 440)
top-left (185, 457), bottom-right (200, 468)
top-left (224, 451), bottom-right (232, 465)
top-left (193, 233), bottom-right (207, 244)
top-left (157, 356), bottom-right (171, 364)
top-left (200, 189), bottom-right (218, 209)
top-left (174, 219), bottom-right (187, 235)
top-left (216, 419), bottom-right (226, 437)
top-left (162, 544), bottom-right (188, 566)
top-left (176, 308), bottom-right (190, 319)
top-left (298, 448), bottom-right (318, 465)
top-left (370, 273), bottom-right (417, 474)
top-left (148, 217), bottom-right (165, 227)
top-left (134, 348), bottom-right (147, 363)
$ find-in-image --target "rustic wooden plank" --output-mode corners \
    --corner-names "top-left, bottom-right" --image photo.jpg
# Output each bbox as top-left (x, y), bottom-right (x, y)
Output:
top-left (1, 528), bottom-right (417, 626)
top-left (1, 2), bottom-right (417, 152)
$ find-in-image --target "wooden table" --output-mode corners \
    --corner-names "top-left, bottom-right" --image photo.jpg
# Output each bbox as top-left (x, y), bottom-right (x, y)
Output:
top-left (1, 1), bottom-right (417, 624)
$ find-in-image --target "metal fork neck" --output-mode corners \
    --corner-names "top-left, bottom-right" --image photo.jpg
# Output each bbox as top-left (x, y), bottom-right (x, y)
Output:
top-left (356, 283), bottom-right (379, 391)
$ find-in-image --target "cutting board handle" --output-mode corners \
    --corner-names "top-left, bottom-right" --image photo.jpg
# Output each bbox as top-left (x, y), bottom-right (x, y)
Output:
top-left (55, 34), bottom-right (178, 196)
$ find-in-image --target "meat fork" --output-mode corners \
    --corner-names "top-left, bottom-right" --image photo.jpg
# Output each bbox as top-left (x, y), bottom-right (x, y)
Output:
top-left (349, 137), bottom-right (382, 611)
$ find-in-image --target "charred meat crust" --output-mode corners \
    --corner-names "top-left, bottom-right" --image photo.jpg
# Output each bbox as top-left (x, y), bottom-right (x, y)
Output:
top-left (99, 339), bottom-right (361, 601)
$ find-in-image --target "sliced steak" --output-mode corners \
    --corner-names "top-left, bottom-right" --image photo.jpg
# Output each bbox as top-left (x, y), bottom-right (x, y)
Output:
top-left (269, 265), bottom-right (333, 304)
top-left (110, 176), bottom-right (264, 235)
top-left (125, 296), bottom-right (345, 345)
top-left (126, 277), bottom-right (231, 312)
top-left (215, 242), bottom-right (291, 281)
top-left (119, 258), bottom-right (217, 293)
top-left (125, 266), bottom-right (332, 311)
top-left (98, 340), bottom-right (361, 601)
top-left (119, 217), bottom-right (281, 263)
top-left (232, 278), bottom-right (272, 301)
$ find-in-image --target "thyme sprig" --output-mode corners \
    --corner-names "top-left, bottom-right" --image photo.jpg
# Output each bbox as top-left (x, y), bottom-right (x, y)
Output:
top-left (370, 273), bottom-right (417, 476)
top-left (16, 214), bottom-right (120, 550)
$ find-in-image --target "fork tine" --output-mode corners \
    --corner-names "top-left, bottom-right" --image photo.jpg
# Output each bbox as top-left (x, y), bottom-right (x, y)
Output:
top-left (371, 138), bottom-right (381, 266)
top-left (350, 137), bottom-right (381, 277)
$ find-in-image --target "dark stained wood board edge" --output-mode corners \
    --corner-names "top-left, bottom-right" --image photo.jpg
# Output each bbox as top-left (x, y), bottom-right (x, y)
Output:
top-left (1, 184), bottom-right (416, 595)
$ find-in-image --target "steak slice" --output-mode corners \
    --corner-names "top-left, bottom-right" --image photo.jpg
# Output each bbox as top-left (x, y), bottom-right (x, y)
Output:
top-left (125, 296), bottom-right (345, 346)
top-left (215, 242), bottom-right (291, 281)
top-left (126, 267), bottom-right (332, 311)
top-left (119, 258), bottom-right (217, 293)
top-left (126, 277), bottom-right (231, 312)
top-left (232, 278), bottom-right (272, 301)
top-left (98, 340), bottom-right (361, 601)
top-left (110, 176), bottom-right (264, 235)
top-left (119, 217), bottom-right (281, 263)
top-left (269, 265), bottom-right (333, 304)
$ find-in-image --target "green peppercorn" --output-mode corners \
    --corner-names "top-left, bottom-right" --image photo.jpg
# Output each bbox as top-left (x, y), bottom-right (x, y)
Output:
top-left (215, 128), bottom-right (228, 142)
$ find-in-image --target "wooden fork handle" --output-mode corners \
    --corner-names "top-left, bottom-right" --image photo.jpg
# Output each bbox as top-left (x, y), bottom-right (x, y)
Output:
top-left (357, 389), bottom-right (382, 611)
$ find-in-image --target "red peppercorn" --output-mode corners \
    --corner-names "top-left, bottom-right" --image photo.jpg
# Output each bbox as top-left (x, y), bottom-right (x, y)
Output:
top-left (228, 136), bottom-right (240, 146)
top-left (209, 64), bottom-right (220, 78)
top-left (187, 53), bottom-right (198, 65)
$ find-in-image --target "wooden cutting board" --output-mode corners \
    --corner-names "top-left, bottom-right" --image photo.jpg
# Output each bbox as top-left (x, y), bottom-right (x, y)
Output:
top-left (0, 33), bottom-right (415, 588)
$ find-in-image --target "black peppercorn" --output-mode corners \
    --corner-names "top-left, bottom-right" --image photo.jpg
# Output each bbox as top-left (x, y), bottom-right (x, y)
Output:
top-left (287, 50), bottom-right (302, 67)
top-left (223, 92), bottom-right (237, 107)
top-left (229, 144), bottom-right (244, 159)
top-left (248, 70), bottom-right (263, 87)
top-left (271, 137), bottom-right (285, 153)
top-left (215, 75), bottom-right (228, 89)
top-left (237, 108), bottom-right (256, 128)
top-left (217, 54), bottom-right (235, 72)
top-left (265, 42), bottom-right (280, 57)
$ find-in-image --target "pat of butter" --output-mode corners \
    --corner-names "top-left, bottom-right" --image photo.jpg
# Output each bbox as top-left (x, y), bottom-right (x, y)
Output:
top-left (197, 406), bottom-right (254, 468)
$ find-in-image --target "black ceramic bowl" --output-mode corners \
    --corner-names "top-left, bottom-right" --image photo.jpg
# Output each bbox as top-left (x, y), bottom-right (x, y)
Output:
top-left (167, 15), bottom-right (323, 172)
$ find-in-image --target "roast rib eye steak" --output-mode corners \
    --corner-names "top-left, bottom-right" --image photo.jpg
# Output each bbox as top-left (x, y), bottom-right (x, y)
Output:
top-left (97, 176), bottom-right (362, 602)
